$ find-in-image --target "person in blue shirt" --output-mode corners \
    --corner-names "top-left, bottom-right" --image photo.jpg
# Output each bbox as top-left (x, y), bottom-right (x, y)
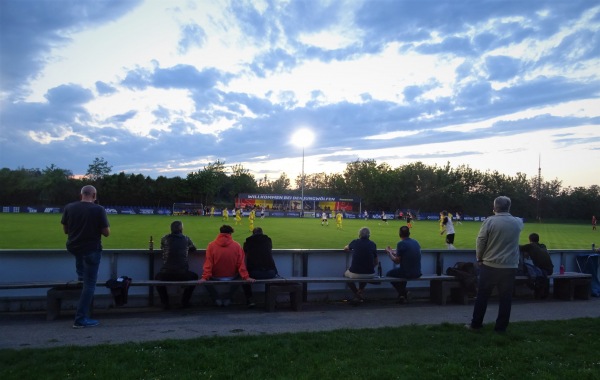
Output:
top-left (343, 227), bottom-right (379, 302)
top-left (385, 226), bottom-right (422, 303)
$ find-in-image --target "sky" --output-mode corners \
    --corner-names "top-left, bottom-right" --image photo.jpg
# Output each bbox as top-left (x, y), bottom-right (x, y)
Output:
top-left (1, 0), bottom-right (599, 188)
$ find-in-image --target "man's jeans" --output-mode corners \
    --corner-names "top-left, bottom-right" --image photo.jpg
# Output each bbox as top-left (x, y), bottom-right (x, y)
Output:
top-left (471, 264), bottom-right (516, 332)
top-left (72, 250), bottom-right (101, 323)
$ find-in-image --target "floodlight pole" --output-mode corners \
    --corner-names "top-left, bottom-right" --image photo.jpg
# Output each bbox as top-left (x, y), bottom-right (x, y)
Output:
top-left (301, 146), bottom-right (305, 217)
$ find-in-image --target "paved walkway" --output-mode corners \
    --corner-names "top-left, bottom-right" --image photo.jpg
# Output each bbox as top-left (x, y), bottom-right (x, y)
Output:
top-left (1, 296), bottom-right (599, 350)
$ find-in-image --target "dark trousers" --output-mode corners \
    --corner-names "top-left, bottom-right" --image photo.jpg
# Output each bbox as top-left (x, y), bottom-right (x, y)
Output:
top-left (155, 271), bottom-right (198, 307)
top-left (471, 265), bottom-right (517, 332)
top-left (386, 268), bottom-right (420, 296)
top-left (242, 269), bottom-right (278, 298)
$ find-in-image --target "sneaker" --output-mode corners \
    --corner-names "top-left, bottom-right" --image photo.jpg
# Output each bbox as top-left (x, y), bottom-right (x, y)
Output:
top-left (222, 299), bottom-right (232, 307)
top-left (247, 298), bottom-right (256, 308)
top-left (215, 299), bottom-right (223, 307)
top-left (464, 324), bottom-right (481, 332)
top-left (73, 318), bottom-right (99, 329)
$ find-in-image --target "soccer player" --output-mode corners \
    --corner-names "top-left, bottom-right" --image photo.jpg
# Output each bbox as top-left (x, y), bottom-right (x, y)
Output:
top-left (379, 211), bottom-right (388, 225)
top-left (260, 206), bottom-right (266, 219)
top-left (222, 208), bottom-right (229, 221)
top-left (248, 208), bottom-right (256, 232)
top-left (593, 215), bottom-right (597, 231)
top-left (321, 212), bottom-right (329, 226)
top-left (336, 210), bottom-right (343, 230)
top-left (440, 210), bottom-right (456, 249)
top-left (406, 212), bottom-right (413, 229)
top-left (363, 210), bottom-right (368, 221)
top-left (234, 208), bottom-right (242, 225)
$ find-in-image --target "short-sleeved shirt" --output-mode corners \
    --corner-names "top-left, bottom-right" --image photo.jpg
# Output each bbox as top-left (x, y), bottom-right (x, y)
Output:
top-left (396, 238), bottom-right (422, 278)
top-left (347, 238), bottom-right (377, 274)
top-left (61, 201), bottom-right (110, 253)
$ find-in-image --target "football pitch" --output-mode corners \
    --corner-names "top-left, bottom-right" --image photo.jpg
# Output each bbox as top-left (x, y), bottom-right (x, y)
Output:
top-left (0, 213), bottom-right (596, 250)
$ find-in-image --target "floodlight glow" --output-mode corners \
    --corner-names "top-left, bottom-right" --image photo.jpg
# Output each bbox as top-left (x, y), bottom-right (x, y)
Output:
top-left (292, 128), bottom-right (314, 148)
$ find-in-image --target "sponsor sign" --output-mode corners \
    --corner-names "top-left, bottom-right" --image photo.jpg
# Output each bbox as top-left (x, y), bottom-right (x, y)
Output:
top-left (27, 207), bottom-right (38, 213)
top-left (139, 209), bottom-right (154, 215)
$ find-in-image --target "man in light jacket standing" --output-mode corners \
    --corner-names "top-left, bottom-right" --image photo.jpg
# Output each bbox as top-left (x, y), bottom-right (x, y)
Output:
top-left (467, 196), bottom-right (523, 333)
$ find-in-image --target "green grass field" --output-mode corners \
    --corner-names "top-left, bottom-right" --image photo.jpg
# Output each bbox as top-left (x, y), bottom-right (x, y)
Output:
top-left (0, 213), bottom-right (597, 250)
top-left (1, 319), bottom-right (599, 379)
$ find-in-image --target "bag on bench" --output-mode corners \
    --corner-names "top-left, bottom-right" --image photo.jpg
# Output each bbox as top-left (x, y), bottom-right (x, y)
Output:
top-left (446, 262), bottom-right (478, 296)
top-left (522, 262), bottom-right (549, 299)
top-left (105, 276), bottom-right (132, 306)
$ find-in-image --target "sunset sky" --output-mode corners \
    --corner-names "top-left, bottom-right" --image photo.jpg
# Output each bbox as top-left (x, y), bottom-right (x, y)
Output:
top-left (1, 0), bottom-right (599, 187)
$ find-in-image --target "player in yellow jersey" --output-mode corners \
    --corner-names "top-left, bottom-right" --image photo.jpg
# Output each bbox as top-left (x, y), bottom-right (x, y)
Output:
top-left (248, 209), bottom-right (256, 232)
top-left (336, 210), bottom-right (343, 229)
top-left (234, 208), bottom-right (242, 225)
top-left (222, 207), bottom-right (229, 221)
top-left (210, 206), bottom-right (215, 217)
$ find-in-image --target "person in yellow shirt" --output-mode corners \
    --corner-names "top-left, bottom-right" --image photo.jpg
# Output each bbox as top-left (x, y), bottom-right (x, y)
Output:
top-left (248, 209), bottom-right (256, 232)
top-left (234, 208), bottom-right (242, 225)
top-left (210, 206), bottom-right (215, 217)
top-left (336, 210), bottom-right (343, 230)
top-left (222, 208), bottom-right (229, 221)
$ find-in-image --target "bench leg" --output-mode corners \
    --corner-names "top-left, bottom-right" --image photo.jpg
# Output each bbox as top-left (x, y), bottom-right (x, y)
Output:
top-left (264, 283), bottom-right (303, 312)
top-left (46, 287), bottom-right (93, 321)
top-left (430, 280), bottom-right (465, 305)
top-left (553, 278), bottom-right (591, 300)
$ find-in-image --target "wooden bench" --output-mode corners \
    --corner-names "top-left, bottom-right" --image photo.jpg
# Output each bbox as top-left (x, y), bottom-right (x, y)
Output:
top-left (1, 272), bottom-right (591, 319)
top-left (515, 272), bottom-right (592, 300)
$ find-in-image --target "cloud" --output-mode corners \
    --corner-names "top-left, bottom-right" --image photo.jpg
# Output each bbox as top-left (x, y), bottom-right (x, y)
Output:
top-left (0, 0), bottom-right (599, 188)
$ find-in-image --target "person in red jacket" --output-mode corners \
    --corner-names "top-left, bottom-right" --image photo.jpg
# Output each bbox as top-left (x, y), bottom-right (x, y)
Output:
top-left (200, 225), bottom-right (255, 306)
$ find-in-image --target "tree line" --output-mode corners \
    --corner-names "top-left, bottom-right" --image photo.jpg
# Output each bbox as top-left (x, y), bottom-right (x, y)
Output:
top-left (0, 157), bottom-right (597, 221)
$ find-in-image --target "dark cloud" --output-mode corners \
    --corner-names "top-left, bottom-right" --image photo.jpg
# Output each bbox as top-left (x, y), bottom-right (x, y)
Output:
top-left (0, 0), bottom-right (142, 98)
top-left (485, 56), bottom-right (521, 81)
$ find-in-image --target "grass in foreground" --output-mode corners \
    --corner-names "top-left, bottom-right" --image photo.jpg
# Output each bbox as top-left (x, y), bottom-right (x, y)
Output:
top-left (0, 213), bottom-right (597, 250)
top-left (0, 318), bottom-right (599, 379)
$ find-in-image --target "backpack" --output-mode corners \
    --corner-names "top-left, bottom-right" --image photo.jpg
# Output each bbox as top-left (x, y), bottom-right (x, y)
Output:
top-left (446, 262), bottom-right (478, 296)
top-left (105, 276), bottom-right (132, 306)
top-left (522, 262), bottom-right (549, 298)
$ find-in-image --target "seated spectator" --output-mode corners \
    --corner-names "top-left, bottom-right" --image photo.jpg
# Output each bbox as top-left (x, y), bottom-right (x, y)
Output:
top-left (155, 221), bottom-right (198, 309)
top-left (385, 226), bottom-right (422, 303)
top-left (519, 233), bottom-right (553, 299)
top-left (343, 227), bottom-right (379, 303)
top-left (200, 225), bottom-right (255, 306)
top-left (242, 227), bottom-right (279, 307)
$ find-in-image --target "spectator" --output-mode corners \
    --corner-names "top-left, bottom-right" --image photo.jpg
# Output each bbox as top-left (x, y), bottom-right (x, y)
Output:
top-left (242, 227), bottom-right (279, 307)
top-left (61, 185), bottom-right (110, 329)
top-left (467, 196), bottom-right (523, 333)
top-left (343, 227), bottom-right (379, 303)
top-left (200, 225), bottom-right (255, 306)
top-left (519, 232), bottom-right (553, 299)
top-left (155, 221), bottom-right (198, 309)
top-left (385, 226), bottom-right (422, 303)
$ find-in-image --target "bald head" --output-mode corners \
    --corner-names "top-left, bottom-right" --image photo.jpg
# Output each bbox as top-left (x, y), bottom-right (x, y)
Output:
top-left (80, 185), bottom-right (97, 202)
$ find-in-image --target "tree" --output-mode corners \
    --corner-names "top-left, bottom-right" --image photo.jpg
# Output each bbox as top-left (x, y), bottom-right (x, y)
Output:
top-left (86, 157), bottom-right (112, 181)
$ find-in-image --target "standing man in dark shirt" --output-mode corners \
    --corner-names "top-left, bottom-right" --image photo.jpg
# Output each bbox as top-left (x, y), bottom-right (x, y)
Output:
top-left (242, 227), bottom-right (278, 307)
top-left (385, 226), bottom-right (422, 303)
top-left (155, 221), bottom-right (198, 309)
top-left (61, 185), bottom-right (110, 329)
